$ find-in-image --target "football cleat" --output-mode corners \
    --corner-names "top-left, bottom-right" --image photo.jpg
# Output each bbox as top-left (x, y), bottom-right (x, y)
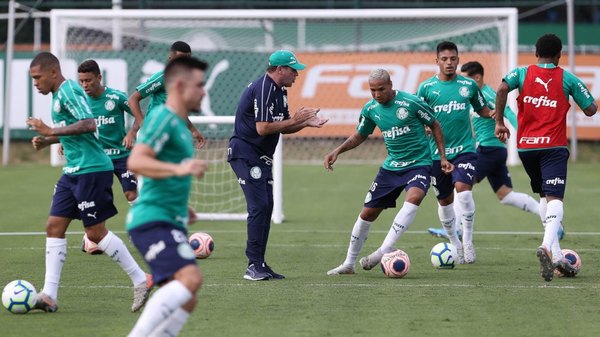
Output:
top-left (243, 263), bottom-right (272, 281)
top-left (359, 249), bottom-right (384, 271)
top-left (553, 259), bottom-right (578, 278)
top-left (463, 242), bottom-right (476, 264)
top-left (131, 274), bottom-right (153, 312)
top-left (326, 264), bottom-right (355, 275)
top-left (33, 293), bottom-right (58, 313)
top-left (262, 262), bottom-right (285, 279)
top-left (536, 246), bottom-right (554, 282)
top-left (427, 227), bottom-right (463, 241)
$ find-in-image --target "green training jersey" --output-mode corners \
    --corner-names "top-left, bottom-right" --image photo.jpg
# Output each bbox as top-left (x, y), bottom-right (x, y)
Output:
top-left (503, 64), bottom-right (595, 111)
top-left (416, 74), bottom-right (486, 160)
top-left (135, 70), bottom-right (166, 118)
top-left (471, 84), bottom-right (518, 148)
top-left (357, 90), bottom-right (436, 170)
top-left (126, 105), bottom-right (194, 231)
top-left (52, 79), bottom-right (113, 175)
top-left (86, 87), bottom-right (132, 159)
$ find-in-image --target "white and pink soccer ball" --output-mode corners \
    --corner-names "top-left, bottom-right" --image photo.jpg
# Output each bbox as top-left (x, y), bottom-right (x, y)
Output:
top-left (380, 249), bottom-right (411, 278)
top-left (188, 232), bottom-right (214, 259)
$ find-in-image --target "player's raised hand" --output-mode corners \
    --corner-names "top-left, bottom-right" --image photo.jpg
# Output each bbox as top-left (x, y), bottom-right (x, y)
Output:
top-left (495, 123), bottom-right (510, 143)
top-left (440, 159), bottom-right (454, 174)
top-left (293, 106), bottom-right (318, 123)
top-left (26, 117), bottom-right (52, 136)
top-left (187, 205), bottom-right (198, 225)
top-left (178, 159), bottom-right (208, 179)
top-left (192, 130), bottom-right (206, 149)
top-left (31, 136), bottom-right (50, 151)
top-left (307, 115), bottom-right (329, 128)
top-left (122, 131), bottom-right (136, 149)
top-left (324, 151), bottom-right (339, 171)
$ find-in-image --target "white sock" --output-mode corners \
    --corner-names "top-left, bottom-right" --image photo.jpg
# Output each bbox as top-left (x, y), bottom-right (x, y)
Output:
top-left (456, 191), bottom-right (475, 244)
top-left (147, 307), bottom-right (191, 337)
top-left (380, 202), bottom-right (419, 253)
top-left (438, 204), bottom-right (462, 250)
top-left (501, 191), bottom-right (540, 217)
top-left (453, 191), bottom-right (463, 232)
top-left (538, 197), bottom-right (548, 224)
top-left (42, 237), bottom-right (67, 301)
top-left (97, 231), bottom-right (147, 286)
top-left (127, 281), bottom-right (193, 337)
top-left (342, 216), bottom-right (372, 266)
top-left (542, 200), bottom-right (563, 254)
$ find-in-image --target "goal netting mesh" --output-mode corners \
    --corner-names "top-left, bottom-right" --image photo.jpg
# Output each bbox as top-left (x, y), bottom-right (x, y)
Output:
top-left (51, 8), bottom-right (517, 220)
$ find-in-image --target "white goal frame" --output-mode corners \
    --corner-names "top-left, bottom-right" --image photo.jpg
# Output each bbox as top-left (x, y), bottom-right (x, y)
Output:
top-left (188, 116), bottom-right (284, 224)
top-left (49, 8), bottom-right (518, 224)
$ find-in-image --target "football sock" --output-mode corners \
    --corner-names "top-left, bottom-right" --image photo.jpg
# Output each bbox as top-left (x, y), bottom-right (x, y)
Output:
top-left (542, 200), bottom-right (563, 253)
top-left (42, 237), bottom-right (67, 300)
top-left (456, 191), bottom-right (475, 244)
top-left (127, 280), bottom-right (192, 337)
top-left (97, 231), bottom-right (147, 286)
top-left (438, 204), bottom-right (462, 250)
top-left (147, 307), bottom-right (191, 337)
top-left (453, 192), bottom-right (462, 230)
top-left (538, 197), bottom-right (548, 224)
top-left (381, 202), bottom-right (418, 253)
top-left (342, 216), bottom-right (372, 266)
top-left (500, 191), bottom-right (540, 217)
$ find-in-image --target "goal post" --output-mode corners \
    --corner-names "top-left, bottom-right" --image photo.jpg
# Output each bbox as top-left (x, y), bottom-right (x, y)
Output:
top-left (188, 116), bottom-right (284, 224)
top-left (50, 8), bottom-right (518, 222)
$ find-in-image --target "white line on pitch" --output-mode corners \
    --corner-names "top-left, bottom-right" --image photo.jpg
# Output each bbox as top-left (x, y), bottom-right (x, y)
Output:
top-left (3, 230), bottom-right (600, 236)
top-left (58, 283), bottom-right (597, 290)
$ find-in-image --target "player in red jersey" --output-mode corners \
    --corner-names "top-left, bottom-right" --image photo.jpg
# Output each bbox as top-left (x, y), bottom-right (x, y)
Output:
top-left (495, 34), bottom-right (597, 282)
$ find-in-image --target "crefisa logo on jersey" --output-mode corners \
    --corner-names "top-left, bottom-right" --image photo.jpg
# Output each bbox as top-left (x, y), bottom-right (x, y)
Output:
top-left (459, 86), bottom-right (470, 98)
top-left (104, 100), bottom-right (116, 111)
top-left (396, 107), bottom-right (408, 120)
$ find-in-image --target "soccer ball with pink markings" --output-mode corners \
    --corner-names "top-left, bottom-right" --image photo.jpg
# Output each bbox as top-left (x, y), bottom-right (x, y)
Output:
top-left (188, 232), bottom-right (214, 259)
top-left (380, 249), bottom-right (411, 278)
top-left (555, 248), bottom-right (581, 277)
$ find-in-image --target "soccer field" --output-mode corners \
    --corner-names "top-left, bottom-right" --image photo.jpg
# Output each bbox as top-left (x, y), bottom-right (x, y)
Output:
top-left (1, 163), bottom-right (599, 337)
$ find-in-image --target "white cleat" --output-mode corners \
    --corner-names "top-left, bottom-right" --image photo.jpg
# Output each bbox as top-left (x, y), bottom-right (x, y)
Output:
top-left (131, 274), bottom-right (153, 312)
top-left (327, 264), bottom-right (355, 275)
top-left (463, 242), bottom-right (476, 264)
top-left (359, 249), bottom-right (384, 270)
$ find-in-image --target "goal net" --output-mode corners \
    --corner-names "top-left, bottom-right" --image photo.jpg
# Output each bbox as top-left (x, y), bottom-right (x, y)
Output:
top-left (50, 8), bottom-right (518, 221)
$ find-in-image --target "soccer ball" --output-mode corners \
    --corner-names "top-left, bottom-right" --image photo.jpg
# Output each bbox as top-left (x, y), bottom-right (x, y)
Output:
top-left (2, 280), bottom-right (37, 314)
top-left (380, 250), bottom-right (411, 278)
top-left (555, 249), bottom-right (581, 277)
top-left (430, 242), bottom-right (457, 269)
top-left (188, 232), bottom-right (214, 259)
top-left (81, 234), bottom-right (103, 255)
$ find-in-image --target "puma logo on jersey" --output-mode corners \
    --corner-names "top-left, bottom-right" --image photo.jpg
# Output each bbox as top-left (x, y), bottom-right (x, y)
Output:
top-left (534, 77), bottom-right (552, 92)
top-left (374, 114), bottom-right (381, 120)
top-left (87, 212), bottom-right (97, 219)
top-left (432, 90), bottom-right (440, 96)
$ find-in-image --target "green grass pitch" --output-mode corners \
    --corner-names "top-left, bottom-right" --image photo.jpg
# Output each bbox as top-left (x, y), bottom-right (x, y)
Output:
top-left (0, 163), bottom-right (599, 336)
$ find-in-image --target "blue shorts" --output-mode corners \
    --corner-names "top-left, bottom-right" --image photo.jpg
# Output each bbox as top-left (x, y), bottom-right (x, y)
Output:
top-left (475, 146), bottom-right (512, 192)
top-left (364, 166), bottom-right (431, 209)
top-left (112, 156), bottom-right (137, 193)
top-left (50, 170), bottom-right (118, 227)
top-left (518, 148), bottom-right (569, 198)
top-left (128, 222), bottom-right (197, 285)
top-left (432, 152), bottom-right (477, 200)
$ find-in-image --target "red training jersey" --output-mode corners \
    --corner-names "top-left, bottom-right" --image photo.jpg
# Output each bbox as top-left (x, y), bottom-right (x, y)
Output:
top-left (516, 65), bottom-right (571, 149)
